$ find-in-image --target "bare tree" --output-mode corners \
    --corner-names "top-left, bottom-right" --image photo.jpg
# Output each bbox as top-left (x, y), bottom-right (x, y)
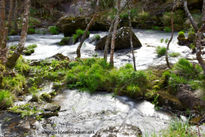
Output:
top-left (195, 0), bottom-right (205, 74)
top-left (104, 1), bottom-right (130, 63)
top-left (165, 0), bottom-right (175, 69)
top-left (13, 0), bottom-right (19, 33)
top-left (183, 0), bottom-right (205, 74)
top-left (110, 0), bottom-right (121, 67)
top-left (8, 0), bottom-right (14, 33)
top-left (183, 0), bottom-right (198, 32)
top-left (0, 0), bottom-right (7, 64)
top-left (6, 0), bottom-right (31, 68)
top-left (76, 0), bottom-right (100, 58)
top-left (104, 19), bottom-right (114, 62)
top-left (128, 9), bottom-right (137, 71)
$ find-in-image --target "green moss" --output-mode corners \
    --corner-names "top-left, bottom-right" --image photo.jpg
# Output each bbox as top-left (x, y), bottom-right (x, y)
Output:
top-left (49, 26), bottom-right (59, 35)
top-left (2, 74), bottom-right (26, 95)
top-left (94, 34), bottom-right (101, 41)
top-left (9, 104), bottom-right (42, 119)
top-left (156, 46), bottom-right (166, 57)
top-left (23, 44), bottom-right (37, 56)
top-left (15, 56), bottom-right (30, 74)
top-left (178, 31), bottom-right (185, 38)
top-left (40, 93), bottom-right (52, 102)
top-left (169, 52), bottom-right (180, 57)
top-left (59, 37), bottom-right (70, 45)
top-left (0, 90), bottom-right (14, 110)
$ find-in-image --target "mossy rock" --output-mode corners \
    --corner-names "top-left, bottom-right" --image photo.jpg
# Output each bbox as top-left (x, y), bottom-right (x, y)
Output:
top-left (43, 104), bottom-right (61, 112)
top-left (59, 37), bottom-right (72, 45)
top-left (157, 91), bottom-right (184, 110)
top-left (30, 94), bottom-right (39, 102)
top-left (95, 27), bottom-right (142, 51)
top-left (57, 16), bottom-right (108, 37)
top-left (40, 93), bottom-right (52, 103)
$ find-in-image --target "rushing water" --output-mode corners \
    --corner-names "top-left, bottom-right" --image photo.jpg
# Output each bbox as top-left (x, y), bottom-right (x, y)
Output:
top-left (4, 30), bottom-right (204, 136)
top-left (8, 29), bottom-right (198, 69)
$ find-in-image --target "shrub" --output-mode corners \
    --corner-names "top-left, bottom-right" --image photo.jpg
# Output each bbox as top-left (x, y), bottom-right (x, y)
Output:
top-left (173, 58), bottom-right (202, 79)
top-left (15, 56), bottom-right (30, 74)
top-left (49, 26), bottom-right (59, 35)
top-left (0, 90), bottom-right (13, 109)
top-left (156, 46), bottom-right (166, 57)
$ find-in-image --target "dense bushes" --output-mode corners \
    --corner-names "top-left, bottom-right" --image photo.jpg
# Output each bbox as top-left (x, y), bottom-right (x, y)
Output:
top-left (66, 58), bottom-right (150, 97)
top-left (161, 58), bottom-right (204, 93)
top-left (156, 46), bottom-right (166, 57)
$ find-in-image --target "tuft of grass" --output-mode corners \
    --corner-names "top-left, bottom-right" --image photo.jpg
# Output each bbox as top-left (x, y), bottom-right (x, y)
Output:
top-left (23, 44), bottom-right (37, 56)
top-left (156, 46), bottom-right (167, 57)
top-left (0, 90), bottom-right (13, 110)
top-left (94, 34), bottom-right (101, 40)
top-left (59, 37), bottom-right (70, 46)
top-left (72, 29), bottom-right (90, 43)
top-left (28, 28), bottom-right (35, 34)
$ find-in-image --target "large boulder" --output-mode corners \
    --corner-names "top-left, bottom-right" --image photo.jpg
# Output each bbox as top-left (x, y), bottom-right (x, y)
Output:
top-left (57, 16), bottom-right (109, 37)
top-left (95, 27), bottom-right (142, 51)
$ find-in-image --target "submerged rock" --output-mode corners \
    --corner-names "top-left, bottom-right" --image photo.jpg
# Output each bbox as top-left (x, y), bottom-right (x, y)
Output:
top-left (95, 27), bottom-right (142, 51)
top-left (43, 104), bottom-right (61, 112)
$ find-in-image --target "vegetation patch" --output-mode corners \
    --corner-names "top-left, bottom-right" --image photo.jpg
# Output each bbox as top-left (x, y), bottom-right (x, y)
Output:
top-left (156, 46), bottom-right (167, 57)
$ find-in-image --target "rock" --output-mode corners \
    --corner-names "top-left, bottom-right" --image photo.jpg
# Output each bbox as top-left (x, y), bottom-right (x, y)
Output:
top-left (157, 92), bottom-right (184, 110)
top-left (93, 124), bottom-right (142, 137)
top-left (40, 112), bottom-right (58, 118)
top-left (59, 37), bottom-right (72, 45)
top-left (43, 104), bottom-right (61, 112)
top-left (57, 16), bottom-right (109, 37)
top-left (40, 93), bottom-right (52, 103)
top-left (50, 53), bottom-right (69, 61)
top-left (176, 84), bottom-right (205, 111)
top-left (95, 27), bottom-right (142, 51)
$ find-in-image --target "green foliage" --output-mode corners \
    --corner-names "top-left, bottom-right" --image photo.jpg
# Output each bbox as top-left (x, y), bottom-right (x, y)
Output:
top-left (9, 104), bottom-right (42, 119)
top-left (178, 31), bottom-right (185, 38)
top-left (2, 74), bottom-right (26, 95)
top-left (137, 11), bottom-right (150, 20)
top-left (72, 29), bottom-right (90, 43)
top-left (59, 37), bottom-right (70, 45)
top-left (173, 58), bottom-right (202, 79)
top-left (23, 44), bottom-right (37, 56)
top-left (48, 26), bottom-right (59, 35)
top-left (0, 90), bottom-right (13, 110)
top-left (156, 46), bottom-right (166, 57)
top-left (169, 52), bottom-right (180, 57)
top-left (15, 56), bottom-right (30, 74)
top-left (152, 26), bottom-right (161, 31)
top-left (164, 58), bottom-right (204, 93)
top-left (66, 59), bottom-right (150, 97)
top-left (160, 38), bottom-right (164, 43)
top-left (159, 120), bottom-right (198, 137)
top-left (163, 27), bottom-right (171, 32)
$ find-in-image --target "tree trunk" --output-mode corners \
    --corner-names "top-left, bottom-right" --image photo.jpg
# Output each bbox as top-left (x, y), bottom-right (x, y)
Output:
top-left (183, 0), bottom-right (198, 32)
top-left (13, 0), bottom-right (18, 33)
top-left (76, 0), bottom-right (99, 58)
top-left (104, 19), bottom-right (114, 62)
top-left (8, 0), bottom-right (14, 33)
top-left (6, 0), bottom-right (30, 69)
top-left (0, 0), bottom-right (7, 64)
top-left (128, 10), bottom-right (137, 71)
top-left (110, 0), bottom-right (121, 67)
top-left (165, 1), bottom-right (175, 69)
top-left (195, 0), bottom-right (205, 74)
